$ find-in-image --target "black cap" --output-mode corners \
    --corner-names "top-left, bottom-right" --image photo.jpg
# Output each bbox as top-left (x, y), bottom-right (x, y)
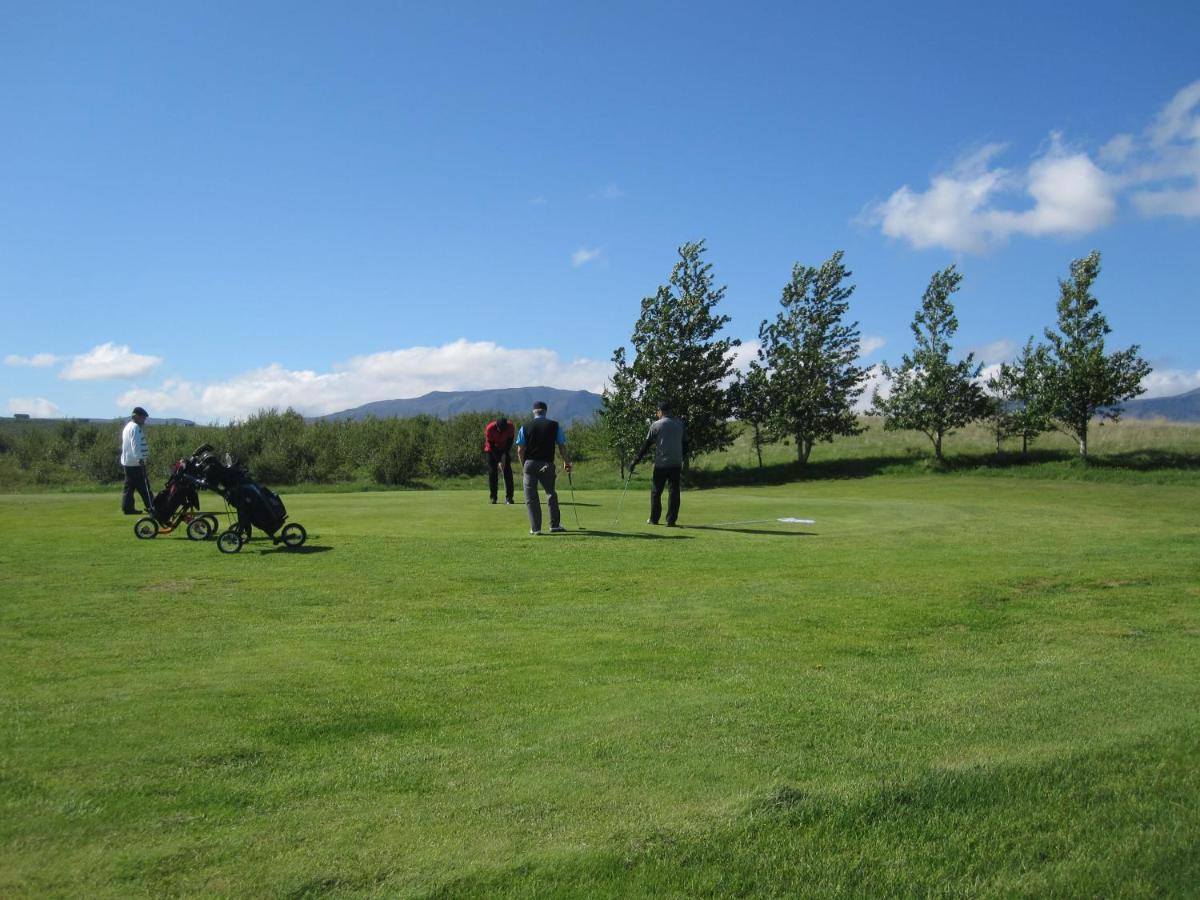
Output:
top-left (497, 417), bottom-right (508, 429)
top-left (657, 400), bottom-right (672, 413)
top-left (132, 406), bottom-right (149, 418)
top-left (532, 401), bottom-right (547, 412)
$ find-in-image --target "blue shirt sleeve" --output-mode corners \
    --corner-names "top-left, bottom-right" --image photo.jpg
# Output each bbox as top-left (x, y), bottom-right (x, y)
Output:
top-left (557, 428), bottom-right (567, 446)
top-left (515, 425), bottom-right (526, 446)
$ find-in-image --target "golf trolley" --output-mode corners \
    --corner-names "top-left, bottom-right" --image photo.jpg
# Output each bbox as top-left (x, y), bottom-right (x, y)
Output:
top-left (133, 450), bottom-right (222, 542)
top-left (133, 445), bottom-right (307, 553)
top-left (189, 445), bottom-right (308, 554)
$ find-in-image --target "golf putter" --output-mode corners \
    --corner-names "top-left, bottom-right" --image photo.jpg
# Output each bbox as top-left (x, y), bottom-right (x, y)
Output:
top-left (567, 469), bottom-right (583, 530)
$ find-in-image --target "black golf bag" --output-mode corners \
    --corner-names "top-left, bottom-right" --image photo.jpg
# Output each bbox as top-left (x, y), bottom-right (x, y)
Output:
top-left (193, 447), bottom-right (289, 538)
top-left (151, 467), bottom-right (201, 525)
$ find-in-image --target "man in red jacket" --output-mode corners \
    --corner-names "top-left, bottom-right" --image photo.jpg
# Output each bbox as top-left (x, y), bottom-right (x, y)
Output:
top-left (483, 416), bottom-right (516, 504)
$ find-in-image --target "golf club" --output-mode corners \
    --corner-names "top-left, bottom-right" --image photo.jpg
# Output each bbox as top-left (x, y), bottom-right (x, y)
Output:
top-left (612, 469), bottom-right (634, 527)
top-left (566, 468), bottom-right (584, 530)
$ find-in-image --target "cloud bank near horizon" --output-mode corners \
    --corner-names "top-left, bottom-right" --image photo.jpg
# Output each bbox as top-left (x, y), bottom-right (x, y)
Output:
top-left (117, 339), bottom-right (614, 422)
top-left (867, 80), bottom-right (1200, 253)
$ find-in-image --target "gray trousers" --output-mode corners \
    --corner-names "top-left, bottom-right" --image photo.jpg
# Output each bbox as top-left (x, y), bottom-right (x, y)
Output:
top-left (522, 459), bottom-right (559, 531)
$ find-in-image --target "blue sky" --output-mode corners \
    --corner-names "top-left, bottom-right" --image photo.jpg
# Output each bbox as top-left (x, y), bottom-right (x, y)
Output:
top-left (3, 1), bottom-right (1198, 421)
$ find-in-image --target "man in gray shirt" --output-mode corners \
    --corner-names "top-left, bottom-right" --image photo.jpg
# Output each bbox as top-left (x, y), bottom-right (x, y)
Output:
top-left (630, 401), bottom-right (687, 527)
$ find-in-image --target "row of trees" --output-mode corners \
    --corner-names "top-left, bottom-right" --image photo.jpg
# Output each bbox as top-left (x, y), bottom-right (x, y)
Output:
top-left (600, 242), bottom-right (1150, 465)
top-left (0, 410), bottom-right (606, 488)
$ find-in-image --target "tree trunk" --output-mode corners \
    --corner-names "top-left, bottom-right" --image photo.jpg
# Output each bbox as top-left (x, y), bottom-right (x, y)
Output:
top-left (934, 431), bottom-right (944, 461)
top-left (799, 439), bottom-right (812, 465)
top-left (754, 428), bottom-right (763, 468)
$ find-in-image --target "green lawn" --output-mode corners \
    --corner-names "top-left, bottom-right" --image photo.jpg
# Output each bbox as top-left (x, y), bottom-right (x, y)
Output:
top-left (2, 477), bottom-right (1198, 897)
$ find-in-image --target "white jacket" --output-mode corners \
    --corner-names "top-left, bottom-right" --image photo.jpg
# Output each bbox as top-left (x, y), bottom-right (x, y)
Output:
top-left (120, 420), bottom-right (149, 466)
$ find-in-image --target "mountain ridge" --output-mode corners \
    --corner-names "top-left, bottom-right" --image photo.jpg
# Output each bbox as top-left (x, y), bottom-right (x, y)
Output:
top-left (316, 386), bottom-right (603, 425)
top-left (1117, 386), bottom-right (1200, 422)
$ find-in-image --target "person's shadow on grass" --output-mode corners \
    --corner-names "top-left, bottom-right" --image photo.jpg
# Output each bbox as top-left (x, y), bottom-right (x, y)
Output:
top-left (680, 526), bottom-right (815, 536)
top-left (554, 529), bottom-right (692, 540)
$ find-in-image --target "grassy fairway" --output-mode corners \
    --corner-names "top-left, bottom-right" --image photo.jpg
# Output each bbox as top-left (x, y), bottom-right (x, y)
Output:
top-left (2, 478), bottom-right (1198, 897)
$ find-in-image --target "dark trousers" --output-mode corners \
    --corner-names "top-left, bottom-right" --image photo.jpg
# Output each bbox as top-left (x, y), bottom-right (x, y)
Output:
top-left (650, 466), bottom-right (681, 525)
top-left (522, 458), bottom-right (559, 531)
top-left (122, 465), bottom-right (153, 514)
top-left (487, 449), bottom-right (513, 502)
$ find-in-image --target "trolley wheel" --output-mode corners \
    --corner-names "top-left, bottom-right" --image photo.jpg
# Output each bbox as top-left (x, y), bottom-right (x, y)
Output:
top-left (134, 517), bottom-right (158, 539)
top-left (186, 517), bottom-right (214, 541)
top-left (217, 530), bottom-right (243, 554)
top-left (280, 523), bottom-right (307, 548)
top-left (203, 514), bottom-right (220, 536)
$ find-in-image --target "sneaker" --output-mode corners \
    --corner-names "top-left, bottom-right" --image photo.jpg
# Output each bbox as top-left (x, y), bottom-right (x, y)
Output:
top-left (646, 519), bottom-right (659, 525)
top-left (665, 522), bottom-right (677, 527)
top-left (505, 498), bottom-right (515, 505)
top-left (550, 525), bottom-right (567, 533)
top-left (490, 498), bottom-right (497, 504)
top-left (123, 510), bottom-right (139, 515)
top-left (530, 529), bottom-right (541, 535)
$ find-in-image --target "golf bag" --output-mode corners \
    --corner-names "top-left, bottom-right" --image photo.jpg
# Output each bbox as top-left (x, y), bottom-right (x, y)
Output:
top-left (193, 446), bottom-right (290, 538)
top-left (151, 466), bottom-right (201, 524)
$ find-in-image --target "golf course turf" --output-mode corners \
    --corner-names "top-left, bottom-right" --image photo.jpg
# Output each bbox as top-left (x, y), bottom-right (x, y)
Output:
top-left (2, 475), bottom-right (1197, 896)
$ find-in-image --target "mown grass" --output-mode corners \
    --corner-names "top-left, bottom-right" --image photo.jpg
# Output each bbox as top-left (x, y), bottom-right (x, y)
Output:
top-left (2, 473), bottom-right (1198, 897)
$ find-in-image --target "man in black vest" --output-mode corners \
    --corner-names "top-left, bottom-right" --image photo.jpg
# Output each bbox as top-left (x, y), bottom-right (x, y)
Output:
top-left (515, 400), bottom-right (573, 534)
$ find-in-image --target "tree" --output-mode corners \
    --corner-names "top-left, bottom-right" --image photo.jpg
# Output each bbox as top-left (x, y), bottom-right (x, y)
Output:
top-left (872, 266), bottom-right (989, 461)
top-left (621, 240), bottom-right (740, 462)
top-left (598, 347), bottom-right (650, 477)
top-left (728, 361), bottom-right (772, 467)
top-left (1036, 251), bottom-right (1151, 457)
top-left (986, 338), bottom-right (1051, 455)
top-left (757, 251), bottom-right (868, 464)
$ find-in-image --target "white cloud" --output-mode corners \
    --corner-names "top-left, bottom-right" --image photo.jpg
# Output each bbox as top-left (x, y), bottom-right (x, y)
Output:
top-left (988, 136), bottom-right (1117, 237)
top-left (857, 364), bottom-right (889, 410)
top-left (8, 397), bottom-right (61, 417)
top-left (1129, 80), bottom-right (1200, 218)
top-left (724, 339), bottom-right (760, 377)
top-left (571, 247), bottom-right (602, 267)
top-left (1099, 133), bottom-right (1135, 165)
top-left (5, 352), bottom-right (59, 367)
top-left (1138, 368), bottom-right (1200, 399)
top-left (969, 338), bottom-right (1017, 365)
top-left (868, 137), bottom-right (1116, 253)
top-left (60, 342), bottom-right (162, 381)
top-left (119, 340), bottom-right (613, 422)
top-left (869, 144), bottom-right (1011, 253)
top-left (869, 80), bottom-right (1200, 252)
top-left (859, 335), bottom-right (886, 357)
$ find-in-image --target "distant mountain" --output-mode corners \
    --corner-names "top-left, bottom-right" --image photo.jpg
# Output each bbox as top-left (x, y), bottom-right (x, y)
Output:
top-left (0, 416), bottom-right (196, 426)
top-left (318, 386), bottom-right (604, 425)
top-left (1117, 387), bottom-right (1200, 422)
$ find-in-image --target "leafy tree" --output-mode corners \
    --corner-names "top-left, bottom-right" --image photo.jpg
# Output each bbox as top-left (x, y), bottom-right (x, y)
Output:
top-left (728, 361), bottom-right (772, 468)
top-left (757, 251), bottom-right (868, 464)
top-left (1036, 251), bottom-right (1151, 457)
top-left (622, 240), bottom-right (740, 463)
top-left (986, 338), bottom-right (1051, 455)
top-left (599, 347), bottom-right (650, 477)
top-left (872, 265), bottom-right (989, 461)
